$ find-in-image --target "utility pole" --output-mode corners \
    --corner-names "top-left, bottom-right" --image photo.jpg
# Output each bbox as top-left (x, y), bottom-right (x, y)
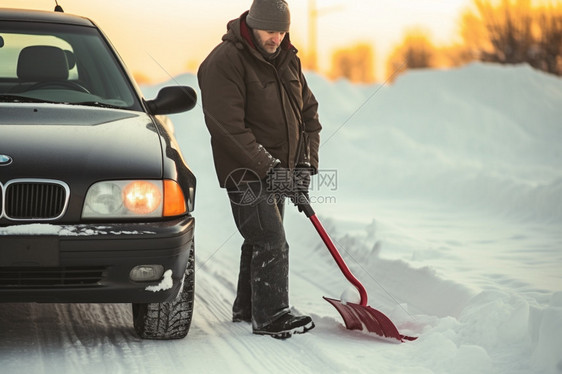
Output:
top-left (307, 0), bottom-right (344, 72)
top-left (308, 0), bottom-right (318, 71)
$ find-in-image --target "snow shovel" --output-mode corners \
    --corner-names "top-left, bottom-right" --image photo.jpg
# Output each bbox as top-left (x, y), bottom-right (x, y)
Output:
top-left (295, 194), bottom-right (417, 342)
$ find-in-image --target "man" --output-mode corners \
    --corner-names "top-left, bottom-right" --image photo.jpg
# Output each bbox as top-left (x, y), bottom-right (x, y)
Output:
top-left (197, 0), bottom-right (322, 339)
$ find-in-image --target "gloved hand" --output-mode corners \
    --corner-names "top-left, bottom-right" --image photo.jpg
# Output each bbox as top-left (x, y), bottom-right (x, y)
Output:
top-left (265, 161), bottom-right (292, 195)
top-left (291, 163), bottom-right (313, 211)
top-left (292, 163), bottom-right (312, 193)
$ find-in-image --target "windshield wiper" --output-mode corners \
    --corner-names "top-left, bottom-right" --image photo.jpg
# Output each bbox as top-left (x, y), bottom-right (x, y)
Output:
top-left (0, 95), bottom-right (127, 110)
top-left (71, 101), bottom-right (124, 110)
top-left (0, 95), bottom-right (56, 104)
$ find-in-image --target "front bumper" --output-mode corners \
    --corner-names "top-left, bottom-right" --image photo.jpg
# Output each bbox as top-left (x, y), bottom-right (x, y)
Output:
top-left (0, 216), bottom-right (194, 303)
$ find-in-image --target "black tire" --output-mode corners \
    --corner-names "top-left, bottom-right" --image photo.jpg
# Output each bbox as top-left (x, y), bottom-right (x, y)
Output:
top-left (132, 245), bottom-right (195, 339)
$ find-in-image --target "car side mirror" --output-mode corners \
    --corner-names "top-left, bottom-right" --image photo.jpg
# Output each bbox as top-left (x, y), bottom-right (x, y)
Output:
top-left (146, 86), bottom-right (197, 115)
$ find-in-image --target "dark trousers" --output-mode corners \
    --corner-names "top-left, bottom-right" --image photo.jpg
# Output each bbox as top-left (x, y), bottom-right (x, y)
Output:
top-left (228, 184), bottom-right (290, 329)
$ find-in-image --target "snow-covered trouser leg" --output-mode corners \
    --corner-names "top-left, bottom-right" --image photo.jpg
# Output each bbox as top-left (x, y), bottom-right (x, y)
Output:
top-left (228, 184), bottom-right (290, 329)
top-left (232, 242), bottom-right (253, 321)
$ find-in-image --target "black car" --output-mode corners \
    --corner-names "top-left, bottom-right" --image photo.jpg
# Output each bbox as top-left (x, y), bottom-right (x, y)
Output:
top-left (0, 8), bottom-right (197, 339)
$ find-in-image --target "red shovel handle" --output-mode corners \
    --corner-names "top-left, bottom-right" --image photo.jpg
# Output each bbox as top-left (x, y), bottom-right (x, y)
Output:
top-left (297, 196), bottom-right (369, 306)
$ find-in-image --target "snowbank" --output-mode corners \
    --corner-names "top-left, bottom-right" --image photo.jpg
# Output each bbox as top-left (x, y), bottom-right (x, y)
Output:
top-left (311, 63), bottom-right (562, 224)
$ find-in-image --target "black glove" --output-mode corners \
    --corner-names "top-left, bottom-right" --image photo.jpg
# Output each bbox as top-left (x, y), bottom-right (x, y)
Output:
top-left (265, 162), bottom-right (292, 196)
top-left (291, 163), bottom-right (313, 211)
top-left (293, 164), bottom-right (312, 193)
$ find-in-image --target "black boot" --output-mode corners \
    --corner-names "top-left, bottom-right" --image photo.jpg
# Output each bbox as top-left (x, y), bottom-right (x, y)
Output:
top-left (253, 312), bottom-right (315, 339)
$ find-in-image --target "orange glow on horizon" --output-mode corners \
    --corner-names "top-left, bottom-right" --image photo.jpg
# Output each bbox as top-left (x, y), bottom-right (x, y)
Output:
top-left (7, 0), bottom-right (552, 83)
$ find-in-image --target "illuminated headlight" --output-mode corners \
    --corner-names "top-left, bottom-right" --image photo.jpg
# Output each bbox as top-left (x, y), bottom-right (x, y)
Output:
top-left (82, 180), bottom-right (187, 218)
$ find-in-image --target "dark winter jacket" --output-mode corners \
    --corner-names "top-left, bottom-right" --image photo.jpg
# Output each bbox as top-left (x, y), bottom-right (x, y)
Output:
top-left (197, 11), bottom-right (322, 188)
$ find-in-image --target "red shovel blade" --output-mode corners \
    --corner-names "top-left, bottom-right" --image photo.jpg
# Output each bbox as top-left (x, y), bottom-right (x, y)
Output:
top-left (324, 297), bottom-right (417, 342)
top-left (296, 199), bottom-right (417, 343)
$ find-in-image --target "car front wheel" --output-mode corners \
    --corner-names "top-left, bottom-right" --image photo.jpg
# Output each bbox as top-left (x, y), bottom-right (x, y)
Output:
top-left (132, 245), bottom-right (195, 339)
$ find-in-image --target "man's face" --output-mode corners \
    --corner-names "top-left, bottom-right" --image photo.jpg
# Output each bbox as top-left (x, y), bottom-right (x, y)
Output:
top-left (253, 29), bottom-right (286, 54)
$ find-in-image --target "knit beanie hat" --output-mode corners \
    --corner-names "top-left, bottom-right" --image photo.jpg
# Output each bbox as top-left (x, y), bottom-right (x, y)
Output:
top-left (246, 0), bottom-right (290, 32)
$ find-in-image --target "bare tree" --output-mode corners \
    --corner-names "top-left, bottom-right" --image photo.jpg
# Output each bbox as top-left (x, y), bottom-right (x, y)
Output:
top-left (461, 0), bottom-right (562, 76)
top-left (386, 29), bottom-right (436, 82)
top-left (475, 0), bottom-right (534, 63)
top-left (329, 43), bottom-right (375, 83)
top-left (534, 4), bottom-right (562, 75)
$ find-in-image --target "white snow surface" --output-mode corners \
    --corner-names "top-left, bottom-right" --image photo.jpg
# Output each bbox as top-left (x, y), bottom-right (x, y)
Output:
top-left (340, 286), bottom-right (362, 305)
top-left (145, 270), bottom-right (174, 292)
top-left (1, 62), bottom-right (561, 374)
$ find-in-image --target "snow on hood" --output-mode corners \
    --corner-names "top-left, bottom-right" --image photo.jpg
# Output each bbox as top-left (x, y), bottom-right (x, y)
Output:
top-left (0, 223), bottom-right (157, 236)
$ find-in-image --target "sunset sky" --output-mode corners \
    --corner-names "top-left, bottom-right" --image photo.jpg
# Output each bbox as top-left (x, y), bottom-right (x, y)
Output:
top-left (3, 0), bottom-right (472, 82)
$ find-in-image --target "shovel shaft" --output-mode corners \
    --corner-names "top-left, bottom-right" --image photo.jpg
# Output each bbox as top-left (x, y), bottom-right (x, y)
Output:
top-left (309, 214), bottom-right (369, 306)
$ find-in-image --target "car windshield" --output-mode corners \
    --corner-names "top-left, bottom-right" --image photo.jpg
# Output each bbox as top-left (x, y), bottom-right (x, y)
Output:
top-left (0, 21), bottom-right (142, 110)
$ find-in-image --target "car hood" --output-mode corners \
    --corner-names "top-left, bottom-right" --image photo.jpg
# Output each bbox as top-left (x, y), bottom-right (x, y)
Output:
top-left (0, 104), bottom-right (163, 182)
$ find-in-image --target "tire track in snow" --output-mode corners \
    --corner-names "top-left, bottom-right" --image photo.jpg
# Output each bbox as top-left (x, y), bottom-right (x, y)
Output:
top-left (0, 302), bottom-right (149, 374)
top-left (56, 303), bottom-right (141, 372)
top-left (8, 303), bottom-right (133, 373)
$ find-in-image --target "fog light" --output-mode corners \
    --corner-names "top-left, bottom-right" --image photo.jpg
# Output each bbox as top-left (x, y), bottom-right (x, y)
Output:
top-left (130, 265), bottom-right (164, 281)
